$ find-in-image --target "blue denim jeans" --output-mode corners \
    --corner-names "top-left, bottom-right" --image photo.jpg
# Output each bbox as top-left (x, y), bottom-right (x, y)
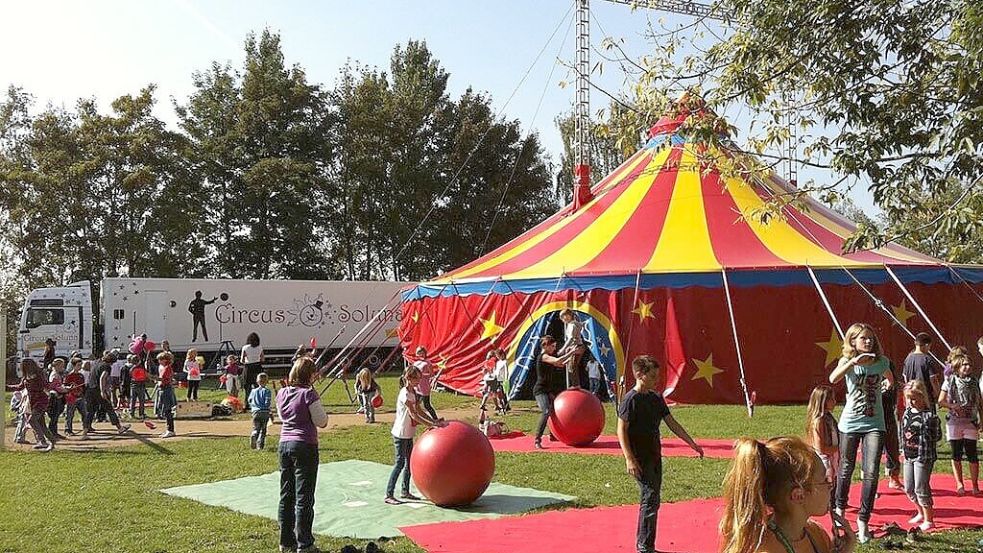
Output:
top-left (252, 410), bottom-right (270, 449)
top-left (386, 437), bottom-right (414, 497)
top-left (130, 382), bottom-right (147, 418)
top-left (635, 459), bottom-right (663, 553)
top-left (65, 399), bottom-right (85, 433)
top-left (278, 440), bottom-right (319, 551)
top-left (835, 430), bottom-right (885, 522)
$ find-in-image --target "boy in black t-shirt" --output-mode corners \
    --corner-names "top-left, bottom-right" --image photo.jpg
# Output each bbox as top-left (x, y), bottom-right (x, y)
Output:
top-left (618, 355), bottom-right (704, 553)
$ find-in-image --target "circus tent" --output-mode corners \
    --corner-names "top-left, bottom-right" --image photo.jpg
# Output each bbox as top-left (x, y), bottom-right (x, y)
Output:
top-left (397, 104), bottom-right (983, 406)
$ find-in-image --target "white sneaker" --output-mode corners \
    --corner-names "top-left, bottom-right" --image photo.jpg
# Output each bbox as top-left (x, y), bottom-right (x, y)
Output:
top-left (857, 520), bottom-right (871, 544)
top-left (159, 431), bottom-right (175, 438)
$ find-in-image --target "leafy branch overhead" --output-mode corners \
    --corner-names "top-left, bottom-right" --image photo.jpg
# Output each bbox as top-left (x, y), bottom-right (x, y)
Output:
top-left (584, 0), bottom-right (983, 260)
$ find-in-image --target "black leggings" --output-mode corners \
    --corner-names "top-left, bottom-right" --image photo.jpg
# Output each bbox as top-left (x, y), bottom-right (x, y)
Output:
top-left (187, 380), bottom-right (200, 401)
top-left (951, 439), bottom-right (979, 463)
top-left (419, 395), bottom-right (438, 420)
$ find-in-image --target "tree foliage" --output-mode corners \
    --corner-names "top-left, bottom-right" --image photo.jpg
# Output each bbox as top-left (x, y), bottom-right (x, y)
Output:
top-left (0, 30), bottom-right (562, 323)
top-left (596, 0), bottom-right (983, 261)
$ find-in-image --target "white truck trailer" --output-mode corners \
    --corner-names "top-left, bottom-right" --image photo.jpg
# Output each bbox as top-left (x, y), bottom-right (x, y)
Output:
top-left (15, 278), bottom-right (407, 367)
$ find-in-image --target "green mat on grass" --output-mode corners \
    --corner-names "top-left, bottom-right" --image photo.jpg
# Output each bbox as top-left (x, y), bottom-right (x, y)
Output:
top-left (161, 459), bottom-right (575, 539)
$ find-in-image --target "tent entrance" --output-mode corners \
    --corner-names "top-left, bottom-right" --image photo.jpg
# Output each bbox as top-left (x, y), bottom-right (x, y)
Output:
top-left (506, 309), bottom-right (617, 400)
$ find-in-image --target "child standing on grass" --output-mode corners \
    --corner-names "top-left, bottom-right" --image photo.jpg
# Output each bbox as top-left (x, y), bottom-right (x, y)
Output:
top-left (901, 380), bottom-right (942, 531)
top-left (157, 351), bottom-right (178, 438)
top-left (385, 365), bottom-right (443, 505)
top-left (129, 357), bottom-right (149, 419)
top-left (412, 346), bottom-right (439, 420)
top-left (249, 373), bottom-right (272, 450)
top-left (938, 353), bottom-right (982, 496)
top-left (185, 348), bottom-right (202, 401)
top-left (7, 359), bottom-right (53, 451)
top-left (720, 436), bottom-right (857, 553)
top-left (224, 354), bottom-right (241, 398)
top-left (355, 367), bottom-right (379, 424)
top-left (63, 357), bottom-right (86, 435)
top-left (805, 385), bottom-right (840, 486)
top-left (617, 355), bottom-right (703, 553)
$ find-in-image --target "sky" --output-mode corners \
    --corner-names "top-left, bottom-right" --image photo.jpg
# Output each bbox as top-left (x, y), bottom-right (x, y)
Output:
top-left (0, 0), bottom-right (876, 214)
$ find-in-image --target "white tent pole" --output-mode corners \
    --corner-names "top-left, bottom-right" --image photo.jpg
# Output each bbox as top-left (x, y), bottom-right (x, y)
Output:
top-left (807, 266), bottom-right (844, 338)
top-left (884, 265), bottom-right (953, 351)
top-left (841, 267), bottom-right (946, 366)
top-left (721, 269), bottom-right (753, 417)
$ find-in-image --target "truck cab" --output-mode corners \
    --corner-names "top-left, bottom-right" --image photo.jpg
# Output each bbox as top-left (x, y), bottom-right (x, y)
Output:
top-left (16, 280), bottom-right (94, 366)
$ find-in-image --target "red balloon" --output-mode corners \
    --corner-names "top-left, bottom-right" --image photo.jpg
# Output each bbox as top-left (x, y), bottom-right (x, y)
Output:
top-left (372, 394), bottom-right (384, 408)
top-left (548, 388), bottom-right (606, 446)
top-left (143, 340), bottom-right (156, 353)
top-left (411, 420), bottom-right (495, 507)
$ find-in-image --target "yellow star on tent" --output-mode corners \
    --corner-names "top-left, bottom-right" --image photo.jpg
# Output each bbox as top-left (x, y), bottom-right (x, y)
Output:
top-left (816, 329), bottom-right (843, 368)
top-left (691, 354), bottom-right (724, 387)
top-left (632, 300), bottom-right (655, 322)
top-left (435, 357), bottom-right (448, 372)
top-left (891, 300), bottom-right (916, 328)
top-left (479, 312), bottom-right (505, 340)
top-left (411, 311), bottom-right (420, 323)
top-left (384, 327), bottom-right (400, 339)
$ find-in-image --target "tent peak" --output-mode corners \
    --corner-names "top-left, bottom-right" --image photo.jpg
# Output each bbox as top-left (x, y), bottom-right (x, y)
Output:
top-left (648, 94), bottom-right (732, 139)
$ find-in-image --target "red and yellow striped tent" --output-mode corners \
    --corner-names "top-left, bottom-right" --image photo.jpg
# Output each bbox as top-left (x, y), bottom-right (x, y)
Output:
top-left (398, 108), bottom-right (983, 405)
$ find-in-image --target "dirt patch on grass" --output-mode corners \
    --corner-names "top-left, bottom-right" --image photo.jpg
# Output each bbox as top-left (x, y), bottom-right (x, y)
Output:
top-left (2, 404), bottom-right (482, 452)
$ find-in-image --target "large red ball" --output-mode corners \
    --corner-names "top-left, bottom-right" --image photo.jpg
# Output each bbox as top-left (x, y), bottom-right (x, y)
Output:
top-left (548, 388), bottom-right (606, 446)
top-left (410, 420), bottom-right (495, 507)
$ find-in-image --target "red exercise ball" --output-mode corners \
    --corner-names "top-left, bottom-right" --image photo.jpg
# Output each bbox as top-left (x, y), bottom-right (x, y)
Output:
top-left (410, 420), bottom-right (495, 507)
top-left (548, 388), bottom-right (605, 446)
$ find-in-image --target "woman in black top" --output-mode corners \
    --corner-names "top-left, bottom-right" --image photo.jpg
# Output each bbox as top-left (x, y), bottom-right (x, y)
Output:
top-left (534, 336), bottom-right (573, 449)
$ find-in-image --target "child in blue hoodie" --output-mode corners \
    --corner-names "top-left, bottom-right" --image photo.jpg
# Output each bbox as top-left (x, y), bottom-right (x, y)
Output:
top-left (248, 373), bottom-right (273, 450)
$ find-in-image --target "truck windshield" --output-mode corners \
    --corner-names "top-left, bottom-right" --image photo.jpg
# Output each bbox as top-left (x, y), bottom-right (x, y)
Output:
top-left (25, 308), bottom-right (64, 329)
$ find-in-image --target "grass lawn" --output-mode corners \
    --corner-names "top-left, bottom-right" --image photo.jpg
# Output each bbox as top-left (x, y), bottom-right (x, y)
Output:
top-left (194, 373), bottom-right (476, 416)
top-left (2, 401), bottom-right (981, 552)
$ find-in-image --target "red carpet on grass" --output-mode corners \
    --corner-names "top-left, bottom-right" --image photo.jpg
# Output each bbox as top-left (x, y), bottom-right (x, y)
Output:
top-left (400, 474), bottom-right (983, 553)
top-left (488, 433), bottom-right (736, 459)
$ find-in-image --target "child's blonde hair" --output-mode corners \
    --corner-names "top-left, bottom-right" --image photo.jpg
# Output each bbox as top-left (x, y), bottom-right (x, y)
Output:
top-left (287, 358), bottom-right (316, 387)
top-left (186, 348), bottom-right (197, 361)
top-left (415, 346), bottom-right (427, 357)
top-left (903, 379), bottom-right (931, 406)
top-left (157, 351), bottom-right (174, 363)
top-left (841, 322), bottom-right (881, 359)
top-left (720, 437), bottom-right (822, 553)
top-left (804, 385), bottom-right (835, 447)
top-left (226, 354), bottom-right (238, 364)
top-left (51, 358), bottom-right (66, 370)
top-left (559, 308), bottom-right (575, 320)
top-left (357, 367), bottom-right (373, 388)
top-left (947, 346), bottom-right (969, 365)
top-left (256, 372), bottom-right (268, 385)
top-left (949, 354), bottom-right (972, 375)
top-left (401, 364), bottom-right (422, 388)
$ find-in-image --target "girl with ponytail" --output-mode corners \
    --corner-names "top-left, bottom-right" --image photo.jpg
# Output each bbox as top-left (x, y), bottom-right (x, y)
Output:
top-left (720, 437), bottom-right (857, 553)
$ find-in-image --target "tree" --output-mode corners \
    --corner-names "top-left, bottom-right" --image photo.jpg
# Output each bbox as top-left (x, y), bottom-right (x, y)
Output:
top-left (332, 41), bottom-right (559, 280)
top-left (1, 86), bottom-right (203, 289)
top-left (612, 0), bottom-right (983, 260)
top-left (176, 29), bottom-right (337, 280)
